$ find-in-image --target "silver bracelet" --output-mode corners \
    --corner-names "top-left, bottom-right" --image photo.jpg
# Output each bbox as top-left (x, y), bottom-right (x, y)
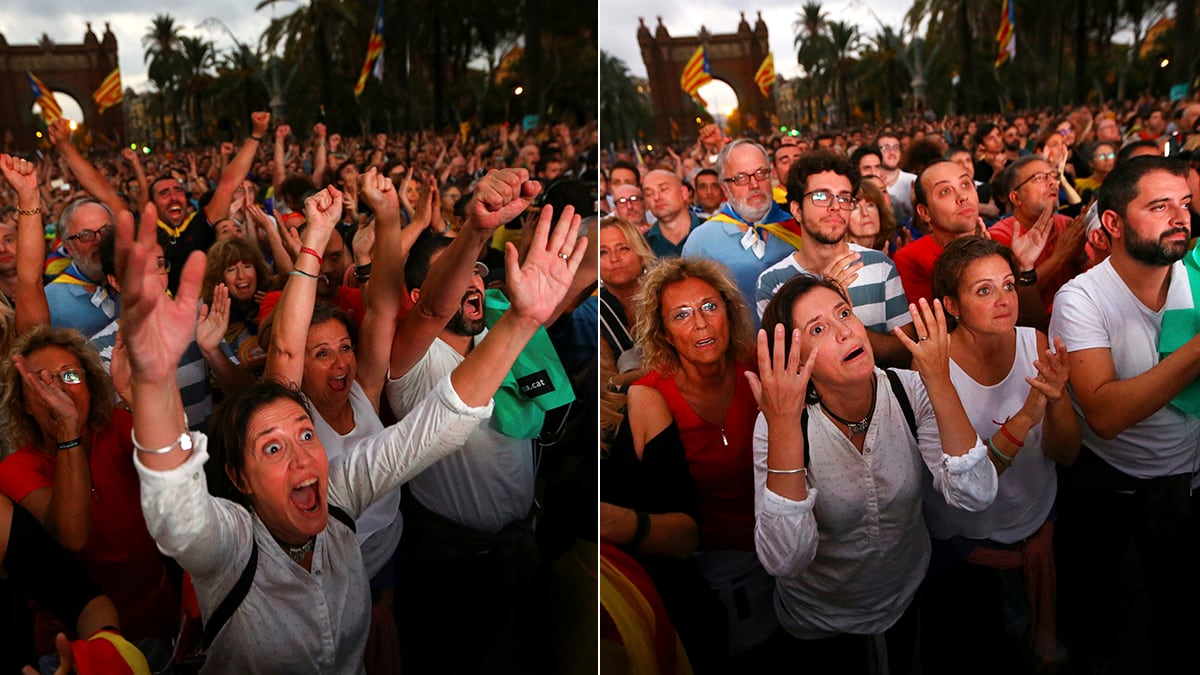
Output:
top-left (131, 416), bottom-right (192, 455)
top-left (766, 467), bottom-right (808, 475)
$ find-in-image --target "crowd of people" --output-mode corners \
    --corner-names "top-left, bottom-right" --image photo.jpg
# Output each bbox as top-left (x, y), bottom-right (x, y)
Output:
top-left (0, 114), bottom-right (600, 674)
top-left (599, 96), bottom-right (1200, 675)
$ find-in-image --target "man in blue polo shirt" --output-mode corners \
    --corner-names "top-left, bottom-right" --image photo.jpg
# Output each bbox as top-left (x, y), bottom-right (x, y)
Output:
top-left (642, 169), bottom-right (701, 258)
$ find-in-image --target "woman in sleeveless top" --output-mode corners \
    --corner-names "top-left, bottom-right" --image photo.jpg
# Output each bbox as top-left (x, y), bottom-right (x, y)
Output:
top-left (921, 237), bottom-right (1079, 674)
top-left (628, 257), bottom-right (778, 667)
top-left (600, 216), bottom-right (652, 391)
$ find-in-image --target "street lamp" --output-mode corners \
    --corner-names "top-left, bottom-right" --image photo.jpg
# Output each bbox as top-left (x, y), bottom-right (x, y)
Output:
top-left (507, 86), bottom-right (525, 125)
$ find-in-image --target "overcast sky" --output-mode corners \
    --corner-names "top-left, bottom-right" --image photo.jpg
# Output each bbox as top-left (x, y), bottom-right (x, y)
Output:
top-left (0, 1), bottom-right (274, 116)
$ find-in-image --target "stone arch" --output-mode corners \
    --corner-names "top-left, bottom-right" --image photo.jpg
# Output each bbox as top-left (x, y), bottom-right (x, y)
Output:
top-left (638, 11), bottom-right (775, 141)
top-left (0, 23), bottom-right (124, 152)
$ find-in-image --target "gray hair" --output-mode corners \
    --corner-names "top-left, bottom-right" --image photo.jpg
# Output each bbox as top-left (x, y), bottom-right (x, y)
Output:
top-left (56, 198), bottom-right (115, 242)
top-left (715, 139), bottom-right (770, 181)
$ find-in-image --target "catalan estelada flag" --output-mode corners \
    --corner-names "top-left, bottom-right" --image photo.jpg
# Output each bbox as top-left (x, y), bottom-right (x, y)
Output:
top-left (995, 0), bottom-right (1016, 68)
top-left (93, 68), bottom-right (123, 114)
top-left (28, 71), bottom-right (62, 124)
top-left (754, 53), bottom-right (776, 97)
top-left (354, 0), bottom-right (386, 97)
top-left (680, 46), bottom-right (713, 98)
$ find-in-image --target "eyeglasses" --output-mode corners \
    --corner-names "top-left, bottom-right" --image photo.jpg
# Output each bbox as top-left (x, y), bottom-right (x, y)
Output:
top-left (1095, 152), bottom-right (1116, 160)
top-left (38, 368), bottom-right (84, 386)
top-left (802, 190), bottom-right (858, 211)
top-left (667, 300), bottom-right (722, 324)
top-left (614, 195), bottom-right (642, 206)
top-left (879, 144), bottom-right (901, 152)
top-left (65, 224), bottom-right (113, 244)
top-left (722, 167), bottom-right (772, 186)
top-left (1016, 170), bottom-right (1061, 190)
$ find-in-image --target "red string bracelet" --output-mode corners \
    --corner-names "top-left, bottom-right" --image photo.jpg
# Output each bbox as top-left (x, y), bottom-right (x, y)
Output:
top-left (300, 246), bottom-right (323, 264)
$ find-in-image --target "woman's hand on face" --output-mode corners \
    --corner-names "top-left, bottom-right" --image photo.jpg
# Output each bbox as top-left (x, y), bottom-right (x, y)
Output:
top-left (114, 204), bottom-right (205, 384)
top-left (196, 283), bottom-right (232, 354)
top-left (745, 325), bottom-right (818, 423)
top-left (894, 298), bottom-right (952, 382)
top-left (12, 354), bottom-right (80, 442)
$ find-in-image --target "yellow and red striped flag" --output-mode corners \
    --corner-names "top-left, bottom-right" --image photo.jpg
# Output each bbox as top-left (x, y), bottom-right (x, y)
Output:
top-left (995, 0), bottom-right (1016, 68)
top-left (28, 71), bottom-right (62, 124)
top-left (680, 46), bottom-right (713, 98)
top-left (354, 0), bottom-right (386, 97)
top-left (93, 68), bottom-right (123, 114)
top-left (754, 53), bottom-right (776, 97)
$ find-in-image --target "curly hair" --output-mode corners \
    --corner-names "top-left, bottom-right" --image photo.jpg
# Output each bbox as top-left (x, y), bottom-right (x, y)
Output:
top-left (200, 237), bottom-right (277, 305)
top-left (1, 325), bottom-right (115, 451)
top-left (633, 257), bottom-right (754, 374)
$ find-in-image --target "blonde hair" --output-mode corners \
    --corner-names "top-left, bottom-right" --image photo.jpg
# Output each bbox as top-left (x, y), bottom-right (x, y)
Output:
top-left (2, 325), bottom-right (115, 451)
top-left (634, 257), bottom-right (754, 374)
top-left (599, 216), bottom-right (656, 273)
top-left (599, 346), bottom-right (625, 459)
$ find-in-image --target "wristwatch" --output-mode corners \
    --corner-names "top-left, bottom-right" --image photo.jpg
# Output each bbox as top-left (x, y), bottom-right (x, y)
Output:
top-left (1017, 269), bottom-right (1038, 287)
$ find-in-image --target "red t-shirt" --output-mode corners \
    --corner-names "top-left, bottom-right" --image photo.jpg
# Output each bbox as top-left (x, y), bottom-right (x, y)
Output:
top-left (258, 285), bottom-right (365, 328)
top-left (0, 409), bottom-right (178, 642)
top-left (635, 364), bottom-right (760, 552)
top-left (893, 235), bottom-right (945, 306)
top-left (988, 214), bottom-right (1081, 310)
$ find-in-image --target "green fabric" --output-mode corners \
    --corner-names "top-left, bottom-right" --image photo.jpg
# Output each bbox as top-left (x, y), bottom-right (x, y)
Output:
top-left (483, 289), bottom-right (576, 439)
top-left (1159, 242), bottom-right (1200, 417)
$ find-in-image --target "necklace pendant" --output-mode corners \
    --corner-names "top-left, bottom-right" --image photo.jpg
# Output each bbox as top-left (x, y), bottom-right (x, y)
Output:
top-left (847, 420), bottom-right (870, 435)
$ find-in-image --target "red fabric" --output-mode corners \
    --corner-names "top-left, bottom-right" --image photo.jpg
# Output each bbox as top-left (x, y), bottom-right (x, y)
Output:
top-left (988, 214), bottom-right (1081, 310)
top-left (893, 234), bottom-right (944, 306)
top-left (964, 521), bottom-right (1058, 671)
top-left (635, 365), bottom-right (759, 551)
top-left (0, 410), bottom-right (179, 643)
top-left (258, 285), bottom-right (365, 329)
top-left (600, 540), bottom-right (685, 675)
top-left (70, 629), bottom-right (150, 675)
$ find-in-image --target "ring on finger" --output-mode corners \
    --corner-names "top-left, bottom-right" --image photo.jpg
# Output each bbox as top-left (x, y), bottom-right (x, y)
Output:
top-left (919, 336), bottom-right (929, 342)
top-left (557, 252), bottom-right (570, 261)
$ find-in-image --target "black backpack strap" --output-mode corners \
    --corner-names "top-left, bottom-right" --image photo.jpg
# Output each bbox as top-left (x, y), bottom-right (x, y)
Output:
top-left (885, 368), bottom-right (919, 441)
top-left (328, 504), bottom-right (357, 533)
top-left (202, 538), bottom-right (258, 647)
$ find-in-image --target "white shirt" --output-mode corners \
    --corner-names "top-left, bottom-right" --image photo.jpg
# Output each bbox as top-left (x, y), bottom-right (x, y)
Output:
top-left (311, 380), bottom-right (402, 579)
top-left (135, 375), bottom-right (490, 673)
top-left (385, 331), bottom-right (534, 534)
top-left (1049, 258), bottom-right (1200, 478)
top-left (754, 368), bottom-right (996, 638)
top-left (925, 327), bottom-right (1056, 543)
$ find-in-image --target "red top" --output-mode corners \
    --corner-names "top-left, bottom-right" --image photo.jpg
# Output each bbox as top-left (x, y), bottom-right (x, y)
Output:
top-left (893, 235), bottom-right (945, 306)
top-left (635, 364), bottom-right (759, 552)
top-left (0, 409), bottom-right (178, 642)
top-left (988, 214), bottom-right (1081, 310)
top-left (258, 284), bottom-right (365, 329)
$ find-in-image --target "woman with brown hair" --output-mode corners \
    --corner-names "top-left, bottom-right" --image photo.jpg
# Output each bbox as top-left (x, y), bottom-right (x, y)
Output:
top-left (751, 275), bottom-right (997, 674)
top-left (628, 256), bottom-right (779, 666)
top-left (200, 237), bottom-right (276, 355)
top-left (846, 179), bottom-right (897, 251)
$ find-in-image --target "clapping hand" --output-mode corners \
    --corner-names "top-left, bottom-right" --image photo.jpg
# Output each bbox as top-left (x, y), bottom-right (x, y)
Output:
top-left (1010, 205), bottom-right (1055, 272)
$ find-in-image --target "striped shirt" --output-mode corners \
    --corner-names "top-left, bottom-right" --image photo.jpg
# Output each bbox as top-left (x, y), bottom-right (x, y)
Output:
top-left (755, 244), bottom-right (912, 333)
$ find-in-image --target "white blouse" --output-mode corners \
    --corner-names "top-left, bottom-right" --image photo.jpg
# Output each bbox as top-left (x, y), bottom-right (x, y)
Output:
top-left (753, 368), bottom-right (997, 638)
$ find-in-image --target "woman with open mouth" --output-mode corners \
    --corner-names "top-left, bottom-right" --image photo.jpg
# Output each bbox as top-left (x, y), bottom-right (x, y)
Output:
top-left (116, 175), bottom-right (584, 672)
top-left (920, 237), bottom-right (1079, 674)
top-left (750, 274), bottom-right (998, 675)
top-left (200, 237), bottom-right (275, 357)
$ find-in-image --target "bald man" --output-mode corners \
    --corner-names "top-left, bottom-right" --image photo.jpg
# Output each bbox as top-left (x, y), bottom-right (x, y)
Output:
top-left (642, 170), bottom-right (702, 257)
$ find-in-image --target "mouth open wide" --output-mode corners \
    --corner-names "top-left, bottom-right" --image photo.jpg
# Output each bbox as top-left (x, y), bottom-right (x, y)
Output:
top-left (290, 479), bottom-right (321, 513)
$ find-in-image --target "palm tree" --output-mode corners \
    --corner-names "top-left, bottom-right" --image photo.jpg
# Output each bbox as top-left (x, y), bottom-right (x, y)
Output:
top-left (142, 13), bottom-right (184, 142)
top-left (179, 37), bottom-right (216, 144)
top-left (257, 0), bottom-right (357, 127)
top-left (826, 21), bottom-right (860, 127)
top-left (792, 2), bottom-right (829, 127)
top-left (600, 51), bottom-right (651, 143)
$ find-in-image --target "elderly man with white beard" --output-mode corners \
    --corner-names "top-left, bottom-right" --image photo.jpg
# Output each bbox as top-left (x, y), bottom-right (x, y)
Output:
top-left (681, 139), bottom-right (804, 326)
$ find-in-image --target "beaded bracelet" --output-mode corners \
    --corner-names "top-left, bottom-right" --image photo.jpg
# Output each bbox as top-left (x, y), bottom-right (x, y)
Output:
top-left (17, 204), bottom-right (43, 216)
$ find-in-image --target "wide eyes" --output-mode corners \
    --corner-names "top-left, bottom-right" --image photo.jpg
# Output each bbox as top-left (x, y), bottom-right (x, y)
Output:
top-left (301, 430), bottom-right (314, 441)
top-left (264, 442), bottom-right (282, 455)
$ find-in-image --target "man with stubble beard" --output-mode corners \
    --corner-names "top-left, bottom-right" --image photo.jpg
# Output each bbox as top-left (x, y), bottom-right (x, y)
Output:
top-left (755, 151), bottom-right (916, 367)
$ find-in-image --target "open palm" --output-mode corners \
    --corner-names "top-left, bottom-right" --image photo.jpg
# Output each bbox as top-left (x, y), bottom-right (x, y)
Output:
top-left (504, 204), bottom-right (586, 326)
